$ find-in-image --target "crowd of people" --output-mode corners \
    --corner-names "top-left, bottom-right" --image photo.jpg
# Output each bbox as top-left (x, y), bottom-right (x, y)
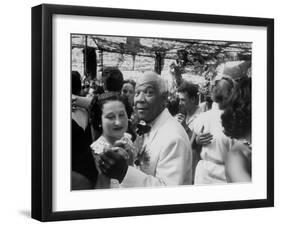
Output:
top-left (71, 65), bottom-right (252, 190)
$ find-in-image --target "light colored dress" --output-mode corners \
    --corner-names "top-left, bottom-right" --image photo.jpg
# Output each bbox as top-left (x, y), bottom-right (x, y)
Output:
top-left (90, 133), bottom-right (135, 189)
top-left (193, 103), bottom-right (236, 184)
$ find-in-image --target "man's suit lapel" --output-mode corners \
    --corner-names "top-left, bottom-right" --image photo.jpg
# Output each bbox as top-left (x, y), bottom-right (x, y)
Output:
top-left (145, 129), bottom-right (158, 151)
top-left (146, 109), bottom-right (170, 150)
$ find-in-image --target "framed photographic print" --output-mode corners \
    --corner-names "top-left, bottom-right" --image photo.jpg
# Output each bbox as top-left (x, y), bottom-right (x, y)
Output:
top-left (32, 4), bottom-right (274, 221)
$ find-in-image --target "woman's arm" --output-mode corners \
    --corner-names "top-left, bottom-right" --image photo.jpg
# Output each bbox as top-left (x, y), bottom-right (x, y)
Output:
top-left (225, 146), bottom-right (251, 183)
top-left (72, 94), bottom-right (93, 110)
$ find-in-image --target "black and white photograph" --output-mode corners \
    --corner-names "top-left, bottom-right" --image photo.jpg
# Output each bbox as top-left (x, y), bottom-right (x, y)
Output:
top-left (1, 0), bottom-right (280, 225)
top-left (71, 34), bottom-right (252, 190)
top-left (30, 3), bottom-right (274, 221)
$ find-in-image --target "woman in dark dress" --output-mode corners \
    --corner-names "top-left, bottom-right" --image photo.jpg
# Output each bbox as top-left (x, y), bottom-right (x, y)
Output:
top-left (72, 71), bottom-right (98, 190)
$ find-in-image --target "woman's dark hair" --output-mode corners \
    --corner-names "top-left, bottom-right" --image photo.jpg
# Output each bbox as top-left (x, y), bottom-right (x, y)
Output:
top-left (177, 81), bottom-right (198, 98)
top-left (167, 97), bottom-right (179, 116)
top-left (212, 76), bottom-right (235, 105)
top-left (221, 77), bottom-right (251, 139)
top-left (177, 81), bottom-right (199, 104)
top-left (90, 92), bottom-right (132, 136)
top-left (72, 71), bottom-right (82, 95)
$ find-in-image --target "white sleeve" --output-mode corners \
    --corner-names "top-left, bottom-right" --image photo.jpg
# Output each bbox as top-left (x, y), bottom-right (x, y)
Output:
top-left (120, 137), bottom-right (192, 187)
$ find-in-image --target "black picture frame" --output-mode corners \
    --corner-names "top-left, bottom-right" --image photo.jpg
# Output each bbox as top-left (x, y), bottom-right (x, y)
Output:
top-left (32, 3), bottom-right (274, 222)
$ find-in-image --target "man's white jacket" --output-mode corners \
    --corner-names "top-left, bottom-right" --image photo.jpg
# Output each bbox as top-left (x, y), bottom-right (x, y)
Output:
top-left (121, 108), bottom-right (192, 188)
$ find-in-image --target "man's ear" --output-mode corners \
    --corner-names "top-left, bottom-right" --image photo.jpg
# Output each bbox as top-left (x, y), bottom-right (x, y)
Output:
top-left (160, 92), bottom-right (169, 107)
top-left (191, 96), bottom-right (198, 105)
top-left (160, 91), bottom-right (168, 100)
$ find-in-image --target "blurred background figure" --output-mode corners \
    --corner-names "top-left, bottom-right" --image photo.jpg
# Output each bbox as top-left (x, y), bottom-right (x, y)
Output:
top-left (169, 61), bottom-right (184, 99)
top-left (174, 81), bottom-right (208, 182)
top-left (219, 61), bottom-right (251, 80)
top-left (192, 75), bottom-right (236, 184)
top-left (72, 66), bottom-right (124, 111)
top-left (221, 77), bottom-right (252, 182)
top-left (71, 71), bottom-right (98, 190)
top-left (100, 66), bottom-right (124, 92)
top-left (175, 81), bottom-right (206, 138)
top-left (72, 71), bottom-right (90, 133)
top-left (121, 79), bottom-right (136, 107)
top-left (198, 80), bottom-right (213, 112)
top-left (121, 79), bottom-right (137, 141)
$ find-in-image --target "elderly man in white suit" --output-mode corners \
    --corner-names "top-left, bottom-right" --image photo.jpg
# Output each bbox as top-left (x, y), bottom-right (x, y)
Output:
top-left (99, 71), bottom-right (192, 187)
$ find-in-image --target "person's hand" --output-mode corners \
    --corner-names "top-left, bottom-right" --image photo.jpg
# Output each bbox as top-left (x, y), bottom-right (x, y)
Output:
top-left (195, 132), bottom-right (213, 146)
top-left (195, 125), bottom-right (213, 146)
top-left (72, 95), bottom-right (93, 110)
top-left (175, 113), bottom-right (186, 125)
top-left (72, 95), bottom-right (77, 112)
top-left (98, 148), bottom-right (128, 183)
top-left (113, 140), bottom-right (134, 165)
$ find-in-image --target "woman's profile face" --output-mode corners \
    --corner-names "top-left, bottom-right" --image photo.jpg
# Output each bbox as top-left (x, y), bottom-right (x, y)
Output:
top-left (101, 100), bottom-right (128, 142)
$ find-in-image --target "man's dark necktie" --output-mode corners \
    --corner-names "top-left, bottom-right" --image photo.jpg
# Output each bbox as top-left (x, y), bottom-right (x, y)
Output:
top-left (136, 123), bottom-right (151, 136)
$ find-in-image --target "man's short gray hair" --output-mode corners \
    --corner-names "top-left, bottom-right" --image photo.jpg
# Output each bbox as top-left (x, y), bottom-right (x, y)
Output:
top-left (136, 71), bottom-right (168, 94)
